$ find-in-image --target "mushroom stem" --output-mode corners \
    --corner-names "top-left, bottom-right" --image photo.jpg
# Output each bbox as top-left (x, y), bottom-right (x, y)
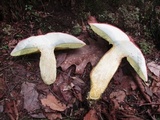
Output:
top-left (39, 47), bottom-right (56, 85)
top-left (89, 46), bottom-right (124, 99)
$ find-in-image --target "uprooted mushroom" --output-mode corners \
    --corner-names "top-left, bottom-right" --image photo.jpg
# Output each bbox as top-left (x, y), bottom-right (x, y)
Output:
top-left (88, 23), bottom-right (148, 100)
top-left (11, 32), bottom-right (86, 85)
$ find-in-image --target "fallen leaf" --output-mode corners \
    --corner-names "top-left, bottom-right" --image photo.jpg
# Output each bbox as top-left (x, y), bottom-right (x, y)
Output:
top-left (130, 81), bottom-right (137, 91)
top-left (60, 82), bottom-right (73, 102)
top-left (109, 90), bottom-right (126, 109)
top-left (57, 38), bottom-right (108, 74)
top-left (52, 73), bottom-right (65, 100)
top-left (83, 109), bottom-right (98, 120)
top-left (5, 100), bottom-right (19, 120)
top-left (45, 112), bottom-right (62, 120)
top-left (147, 61), bottom-right (160, 78)
top-left (21, 82), bottom-right (40, 112)
top-left (41, 94), bottom-right (66, 111)
top-left (73, 89), bottom-right (83, 101)
top-left (109, 90), bottom-right (126, 102)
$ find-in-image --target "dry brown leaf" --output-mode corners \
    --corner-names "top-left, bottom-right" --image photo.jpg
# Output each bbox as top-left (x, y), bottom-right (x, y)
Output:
top-left (56, 38), bottom-right (108, 74)
top-left (110, 90), bottom-right (126, 102)
top-left (45, 112), bottom-right (62, 120)
top-left (109, 90), bottom-right (126, 109)
top-left (41, 94), bottom-right (66, 111)
top-left (147, 61), bottom-right (160, 78)
top-left (83, 109), bottom-right (98, 120)
top-left (59, 82), bottom-right (73, 102)
top-left (21, 82), bottom-right (40, 112)
top-left (5, 100), bottom-right (19, 120)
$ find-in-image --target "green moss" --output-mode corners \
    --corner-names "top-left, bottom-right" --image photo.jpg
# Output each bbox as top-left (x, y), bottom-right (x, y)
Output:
top-left (138, 39), bottom-right (154, 55)
top-left (71, 24), bottom-right (82, 36)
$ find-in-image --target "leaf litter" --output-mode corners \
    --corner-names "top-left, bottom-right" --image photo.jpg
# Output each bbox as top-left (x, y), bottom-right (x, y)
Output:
top-left (56, 31), bottom-right (109, 74)
top-left (147, 61), bottom-right (160, 78)
top-left (21, 82), bottom-right (40, 112)
top-left (40, 94), bottom-right (67, 111)
top-left (0, 15), bottom-right (160, 120)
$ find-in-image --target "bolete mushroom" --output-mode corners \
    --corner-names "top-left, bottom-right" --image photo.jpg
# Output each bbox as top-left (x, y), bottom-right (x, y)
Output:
top-left (88, 23), bottom-right (148, 100)
top-left (11, 32), bottom-right (85, 85)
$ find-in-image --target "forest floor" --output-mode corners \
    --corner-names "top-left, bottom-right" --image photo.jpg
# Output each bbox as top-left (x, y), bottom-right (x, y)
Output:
top-left (0, 5), bottom-right (160, 120)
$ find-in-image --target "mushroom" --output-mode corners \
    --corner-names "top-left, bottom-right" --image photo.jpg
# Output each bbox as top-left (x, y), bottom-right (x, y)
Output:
top-left (11, 32), bottom-right (86, 85)
top-left (88, 23), bottom-right (148, 100)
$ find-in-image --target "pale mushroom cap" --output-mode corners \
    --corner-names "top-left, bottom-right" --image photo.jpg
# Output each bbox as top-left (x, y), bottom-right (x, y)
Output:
top-left (11, 32), bottom-right (85, 56)
top-left (89, 23), bottom-right (148, 82)
top-left (89, 23), bottom-right (129, 44)
top-left (10, 32), bottom-right (85, 85)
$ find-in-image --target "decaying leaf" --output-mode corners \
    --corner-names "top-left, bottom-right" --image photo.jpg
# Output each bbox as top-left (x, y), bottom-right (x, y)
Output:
top-left (41, 94), bottom-right (67, 111)
top-left (21, 82), bottom-right (40, 112)
top-left (5, 100), bottom-right (19, 120)
top-left (147, 61), bottom-right (160, 78)
top-left (109, 90), bottom-right (126, 109)
top-left (56, 38), bottom-right (108, 74)
top-left (84, 109), bottom-right (98, 120)
top-left (45, 112), bottom-right (62, 120)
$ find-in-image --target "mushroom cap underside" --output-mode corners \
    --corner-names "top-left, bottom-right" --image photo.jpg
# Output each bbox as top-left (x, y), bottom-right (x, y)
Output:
top-left (89, 23), bottom-right (130, 45)
top-left (11, 32), bottom-right (85, 56)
